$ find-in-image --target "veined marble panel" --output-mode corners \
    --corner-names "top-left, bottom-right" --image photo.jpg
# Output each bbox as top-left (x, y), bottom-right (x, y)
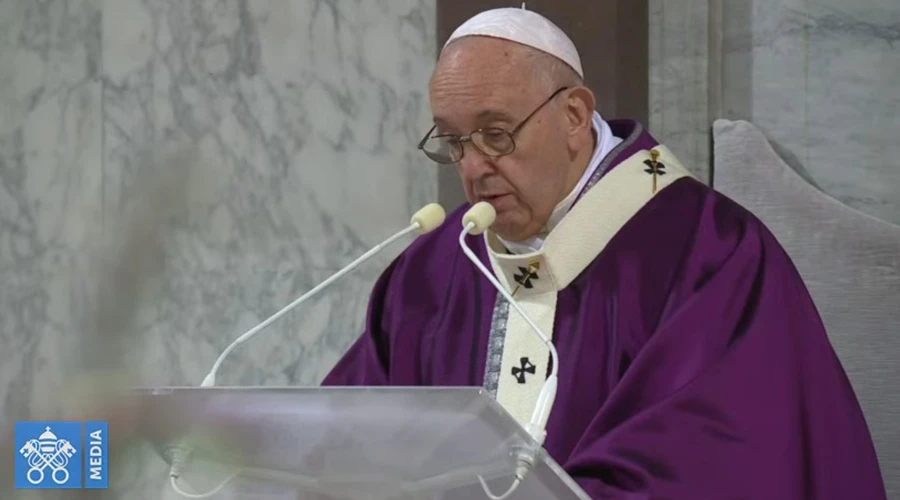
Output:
top-left (652, 0), bottom-right (900, 224)
top-left (0, 0), bottom-right (103, 423)
top-left (648, 0), bottom-right (711, 181)
top-left (0, 2), bottom-right (436, 496)
top-left (722, 0), bottom-right (900, 224)
top-left (100, 0), bottom-right (437, 387)
top-left (1, 0), bottom-right (436, 497)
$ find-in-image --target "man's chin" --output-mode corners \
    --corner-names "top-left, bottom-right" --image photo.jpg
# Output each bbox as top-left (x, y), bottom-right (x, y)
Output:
top-left (489, 219), bottom-right (536, 243)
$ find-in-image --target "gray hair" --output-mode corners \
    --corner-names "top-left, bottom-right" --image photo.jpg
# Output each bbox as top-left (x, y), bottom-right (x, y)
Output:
top-left (524, 47), bottom-right (583, 93)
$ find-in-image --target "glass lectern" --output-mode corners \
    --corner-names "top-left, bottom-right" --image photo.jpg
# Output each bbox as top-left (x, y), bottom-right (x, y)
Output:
top-left (134, 387), bottom-right (590, 499)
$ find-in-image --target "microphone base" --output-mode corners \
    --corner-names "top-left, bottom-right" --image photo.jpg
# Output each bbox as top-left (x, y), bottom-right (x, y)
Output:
top-left (164, 441), bottom-right (192, 478)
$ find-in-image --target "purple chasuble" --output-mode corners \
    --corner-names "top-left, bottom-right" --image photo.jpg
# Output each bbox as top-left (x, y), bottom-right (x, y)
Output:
top-left (323, 120), bottom-right (886, 499)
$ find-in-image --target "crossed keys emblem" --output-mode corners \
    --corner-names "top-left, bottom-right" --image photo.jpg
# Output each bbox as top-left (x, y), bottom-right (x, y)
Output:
top-left (643, 149), bottom-right (667, 193)
top-left (512, 261), bottom-right (540, 296)
top-left (19, 426), bottom-right (77, 485)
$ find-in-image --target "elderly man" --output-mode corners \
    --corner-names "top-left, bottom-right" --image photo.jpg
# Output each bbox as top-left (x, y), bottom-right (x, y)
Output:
top-left (324, 7), bottom-right (886, 499)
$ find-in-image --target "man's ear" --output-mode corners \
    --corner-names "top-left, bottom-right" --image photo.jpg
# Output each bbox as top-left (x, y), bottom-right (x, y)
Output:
top-left (564, 86), bottom-right (596, 144)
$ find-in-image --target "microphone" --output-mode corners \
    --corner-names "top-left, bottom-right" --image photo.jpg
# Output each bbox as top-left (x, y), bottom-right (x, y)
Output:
top-left (199, 202), bottom-right (446, 388)
top-left (458, 202), bottom-right (559, 499)
top-left (458, 202), bottom-right (559, 442)
top-left (167, 203), bottom-right (446, 498)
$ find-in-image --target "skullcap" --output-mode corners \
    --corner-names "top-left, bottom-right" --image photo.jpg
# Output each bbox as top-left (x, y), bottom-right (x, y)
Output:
top-left (443, 6), bottom-right (583, 78)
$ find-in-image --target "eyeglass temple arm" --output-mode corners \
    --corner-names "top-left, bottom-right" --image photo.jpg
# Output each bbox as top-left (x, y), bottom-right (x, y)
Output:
top-left (417, 124), bottom-right (438, 149)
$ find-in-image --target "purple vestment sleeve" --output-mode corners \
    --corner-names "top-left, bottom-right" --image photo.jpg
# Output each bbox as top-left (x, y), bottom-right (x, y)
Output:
top-left (563, 199), bottom-right (886, 499)
top-left (321, 260), bottom-right (396, 386)
top-left (321, 218), bottom-right (489, 387)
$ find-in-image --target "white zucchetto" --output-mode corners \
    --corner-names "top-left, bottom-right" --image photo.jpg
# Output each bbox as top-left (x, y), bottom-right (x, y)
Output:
top-left (443, 5), bottom-right (583, 79)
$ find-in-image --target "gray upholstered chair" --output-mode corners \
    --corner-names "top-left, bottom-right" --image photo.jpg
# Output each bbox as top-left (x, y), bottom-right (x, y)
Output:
top-left (711, 119), bottom-right (900, 497)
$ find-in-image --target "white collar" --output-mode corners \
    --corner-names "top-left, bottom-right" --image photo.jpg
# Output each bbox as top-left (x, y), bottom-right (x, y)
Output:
top-left (499, 111), bottom-right (622, 254)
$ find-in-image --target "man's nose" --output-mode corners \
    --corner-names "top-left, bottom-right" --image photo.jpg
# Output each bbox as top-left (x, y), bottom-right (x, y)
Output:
top-left (456, 142), bottom-right (494, 179)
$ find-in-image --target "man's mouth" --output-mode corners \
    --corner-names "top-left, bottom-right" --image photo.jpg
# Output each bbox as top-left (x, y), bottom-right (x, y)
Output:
top-left (478, 194), bottom-right (514, 212)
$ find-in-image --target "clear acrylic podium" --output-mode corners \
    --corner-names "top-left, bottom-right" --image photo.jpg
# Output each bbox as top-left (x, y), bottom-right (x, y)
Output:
top-left (134, 387), bottom-right (591, 499)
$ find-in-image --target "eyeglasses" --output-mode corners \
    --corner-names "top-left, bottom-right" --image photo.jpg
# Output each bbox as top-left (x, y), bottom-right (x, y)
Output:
top-left (417, 87), bottom-right (569, 164)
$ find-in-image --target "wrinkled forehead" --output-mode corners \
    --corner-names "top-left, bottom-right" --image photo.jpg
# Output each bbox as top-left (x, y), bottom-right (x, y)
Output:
top-left (429, 37), bottom-right (540, 128)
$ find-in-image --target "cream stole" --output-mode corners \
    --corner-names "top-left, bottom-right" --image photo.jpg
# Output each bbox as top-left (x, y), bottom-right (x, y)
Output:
top-left (484, 146), bottom-right (694, 426)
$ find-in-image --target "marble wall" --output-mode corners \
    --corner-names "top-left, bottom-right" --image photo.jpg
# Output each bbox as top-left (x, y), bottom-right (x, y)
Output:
top-left (0, 0), bottom-right (435, 496)
top-left (648, 0), bottom-right (713, 181)
top-left (650, 0), bottom-right (900, 226)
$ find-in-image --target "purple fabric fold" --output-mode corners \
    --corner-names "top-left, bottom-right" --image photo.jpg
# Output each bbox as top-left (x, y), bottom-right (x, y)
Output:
top-left (323, 120), bottom-right (886, 499)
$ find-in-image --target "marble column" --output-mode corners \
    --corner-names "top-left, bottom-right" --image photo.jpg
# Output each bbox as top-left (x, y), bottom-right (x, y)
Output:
top-left (649, 0), bottom-right (713, 181)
